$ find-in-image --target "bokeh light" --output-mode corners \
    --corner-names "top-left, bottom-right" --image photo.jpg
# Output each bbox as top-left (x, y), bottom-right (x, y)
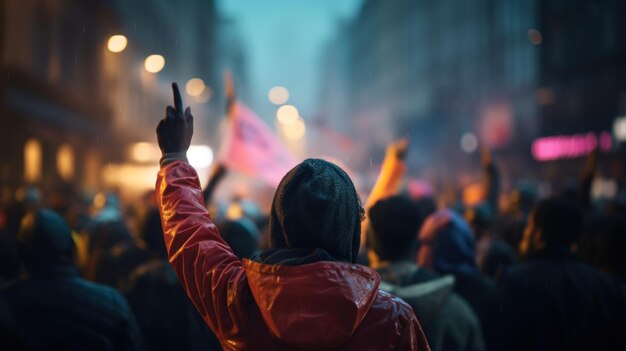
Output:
top-left (528, 29), bottom-right (543, 45)
top-left (187, 145), bottom-right (213, 169)
top-left (195, 86), bottom-right (213, 103)
top-left (283, 117), bottom-right (306, 140)
top-left (268, 86), bottom-right (289, 105)
top-left (144, 54), bottom-right (165, 73)
top-left (107, 35), bottom-right (128, 53)
top-left (23, 139), bottom-right (42, 182)
top-left (186, 78), bottom-right (206, 97)
top-left (276, 105), bottom-right (299, 125)
top-left (56, 144), bottom-right (75, 181)
top-left (460, 133), bottom-right (478, 153)
top-left (129, 142), bottom-right (160, 163)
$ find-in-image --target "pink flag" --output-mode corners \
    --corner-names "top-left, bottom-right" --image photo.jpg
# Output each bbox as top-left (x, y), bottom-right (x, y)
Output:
top-left (220, 102), bottom-right (298, 187)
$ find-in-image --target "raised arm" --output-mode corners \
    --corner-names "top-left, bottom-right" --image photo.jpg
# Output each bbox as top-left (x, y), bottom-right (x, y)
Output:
top-left (481, 148), bottom-right (500, 216)
top-left (156, 83), bottom-right (243, 336)
top-left (360, 139), bottom-right (408, 252)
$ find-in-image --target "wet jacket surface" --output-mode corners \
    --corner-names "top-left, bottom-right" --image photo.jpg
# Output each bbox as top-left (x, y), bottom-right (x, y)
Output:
top-left (157, 161), bottom-right (430, 350)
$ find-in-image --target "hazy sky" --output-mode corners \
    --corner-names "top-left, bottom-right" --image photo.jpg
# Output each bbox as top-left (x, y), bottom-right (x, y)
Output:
top-left (216, 0), bottom-right (363, 120)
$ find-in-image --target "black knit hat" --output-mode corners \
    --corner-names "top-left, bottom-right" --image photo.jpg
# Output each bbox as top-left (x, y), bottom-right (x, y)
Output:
top-left (270, 159), bottom-right (363, 263)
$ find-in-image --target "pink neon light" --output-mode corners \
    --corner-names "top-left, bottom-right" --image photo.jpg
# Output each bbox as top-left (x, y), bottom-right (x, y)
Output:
top-left (532, 132), bottom-right (612, 161)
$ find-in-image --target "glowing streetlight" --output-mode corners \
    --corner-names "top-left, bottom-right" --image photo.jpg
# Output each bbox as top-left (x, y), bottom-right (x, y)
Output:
top-left (268, 86), bottom-right (289, 105)
top-left (107, 35), bottom-right (127, 53)
top-left (276, 105), bottom-right (299, 125)
top-left (144, 54), bottom-right (165, 73)
top-left (186, 78), bottom-right (206, 97)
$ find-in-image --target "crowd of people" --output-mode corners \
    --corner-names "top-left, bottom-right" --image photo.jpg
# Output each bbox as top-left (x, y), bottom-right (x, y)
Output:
top-left (0, 83), bottom-right (625, 350)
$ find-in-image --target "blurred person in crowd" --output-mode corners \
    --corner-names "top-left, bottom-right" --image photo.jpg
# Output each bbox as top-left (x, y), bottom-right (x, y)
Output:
top-left (500, 197), bottom-right (626, 350)
top-left (85, 219), bottom-right (149, 290)
top-left (125, 206), bottom-right (222, 351)
top-left (0, 209), bottom-right (144, 350)
top-left (0, 296), bottom-right (22, 349)
top-left (465, 150), bottom-right (516, 281)
top-left (368, 195), bottom-right (485, 351)
top-left (153, 83), bottom-right (429, 350)
top-left (579, 214), bottom-right (626, 285)
top-left (418, 209), bottom-right (506, 351)
top-left (218, 218), bottom-right (261, 259)
top-left (494, 181), bottom-right (537, 257)
top-left (0, 228), bottom-right (20, 283)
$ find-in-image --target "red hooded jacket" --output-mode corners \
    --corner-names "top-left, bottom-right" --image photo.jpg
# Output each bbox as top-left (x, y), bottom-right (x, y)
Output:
top-left (157, 161), bottom-right (430, 350)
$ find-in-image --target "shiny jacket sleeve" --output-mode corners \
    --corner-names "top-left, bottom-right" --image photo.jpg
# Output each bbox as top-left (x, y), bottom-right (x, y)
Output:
top-left (156, 161), bottom-right (243, 336)
top-left (398, 314), bottom-right (430, 351)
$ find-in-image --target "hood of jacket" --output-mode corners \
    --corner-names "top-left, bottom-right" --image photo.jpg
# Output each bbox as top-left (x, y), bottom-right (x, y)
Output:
top-left (244, 259), bottom-right (379, 349)
top-left (377, 262), bottom-right (455, 326)
top-left (17, 209), bottom-right (77, 275)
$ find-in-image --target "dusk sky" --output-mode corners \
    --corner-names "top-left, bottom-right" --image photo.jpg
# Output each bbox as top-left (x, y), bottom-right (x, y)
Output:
top-left (217, 0), bottom-right (363, 119)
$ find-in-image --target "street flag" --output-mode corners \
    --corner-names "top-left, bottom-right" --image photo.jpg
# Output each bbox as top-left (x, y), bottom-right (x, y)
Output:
top-left (220, 102), bottom-right (298, 187)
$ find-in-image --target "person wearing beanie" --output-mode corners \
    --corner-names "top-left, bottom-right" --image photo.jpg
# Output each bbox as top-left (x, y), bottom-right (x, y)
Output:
top-left (367, 196), bottom-right (485, 351)
top-left (417, 209), bottom-right (506, 351)
top-left (153, 83), bottom-right (429, 350)
top-left (0, 209), bottom-right (144, 350)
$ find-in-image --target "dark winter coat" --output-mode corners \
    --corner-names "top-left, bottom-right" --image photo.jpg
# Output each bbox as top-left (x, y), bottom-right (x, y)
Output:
top-left (500, 248), bottom-right (626, 351)
top-left (1, 209), bottom-right (144, 351)
top-left (377, 262), bottom-right (485, 351)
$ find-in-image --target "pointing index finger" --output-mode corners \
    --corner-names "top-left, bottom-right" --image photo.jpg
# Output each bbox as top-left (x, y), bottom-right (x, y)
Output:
top-left (172, 82), bottom-right (183, 117)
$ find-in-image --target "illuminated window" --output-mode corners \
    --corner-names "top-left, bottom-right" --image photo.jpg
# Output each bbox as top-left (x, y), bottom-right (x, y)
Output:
top-left (24, 139), bottom-right (42, 182)
top-left (57, 144), bottom-right (74, 181)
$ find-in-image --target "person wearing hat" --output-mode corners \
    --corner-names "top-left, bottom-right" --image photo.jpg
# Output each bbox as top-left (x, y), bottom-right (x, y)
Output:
top-left (153, 83), bottom-right (429, 350)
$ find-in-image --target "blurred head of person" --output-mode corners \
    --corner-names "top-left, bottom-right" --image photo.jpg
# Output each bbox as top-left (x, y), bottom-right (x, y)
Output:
top-left (17, 209), bottom-right (76, 275)
top-left (520, 197), bottom-right (584, 257)
top-left (367, 196), bottom-right (423, 265)
top-left (465, 202), bottom-right (494, 240)
top-left (88, 219), bottom-right (133, 254)
top-left (510, 181), bottom-right (537, 216)
top-left (140, 207), bottom-right (166, 259)
top-left (269, 159), bottom-right (364, 263)
top-left (417, 209), bottom-right (478, 274)
top-left (219, 218), bottom-right (261, 259)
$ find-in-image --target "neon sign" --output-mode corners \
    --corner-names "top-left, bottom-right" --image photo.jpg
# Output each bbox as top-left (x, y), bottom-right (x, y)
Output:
top-left (532, 132), bottom-right (612, 161)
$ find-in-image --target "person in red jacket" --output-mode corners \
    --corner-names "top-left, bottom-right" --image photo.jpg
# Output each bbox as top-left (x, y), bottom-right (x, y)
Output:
top-left (154, 83), bottom-right (430, 350)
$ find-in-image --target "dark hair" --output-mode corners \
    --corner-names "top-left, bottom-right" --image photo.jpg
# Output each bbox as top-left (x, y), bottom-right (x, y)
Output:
top-left (219, 218), bottom-right (260, 259)
top-left (368, 196), bottom-right (423, 261)
top-left (533, 197), bottom-right (584, 247)
top-left (18, 209), bottom-right (76, 274)
top-left (140, 207), bottom-right (166, 258)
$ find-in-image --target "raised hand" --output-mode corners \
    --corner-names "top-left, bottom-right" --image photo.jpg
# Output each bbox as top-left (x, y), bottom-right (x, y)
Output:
top-left (224, 71), bottom-right (236, 116)
top-left (481, 147), bottom-right (492, 169)
top-left (157, 82), bottom-right (194, 155)
top-left (387, 138), bottom-right (409, 161)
